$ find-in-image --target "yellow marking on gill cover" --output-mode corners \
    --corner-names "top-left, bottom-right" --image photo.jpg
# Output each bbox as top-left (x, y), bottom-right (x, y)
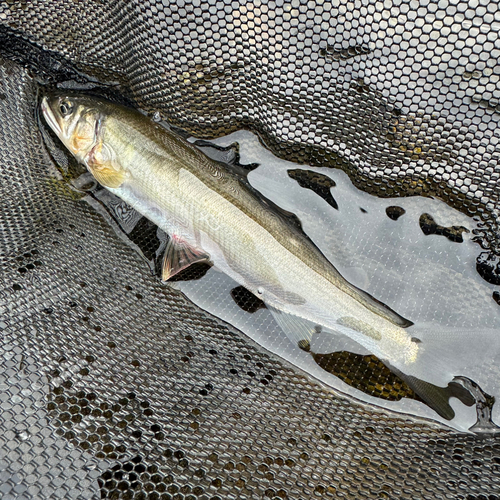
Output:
top-left (86, 142), bottom-right (126, 189)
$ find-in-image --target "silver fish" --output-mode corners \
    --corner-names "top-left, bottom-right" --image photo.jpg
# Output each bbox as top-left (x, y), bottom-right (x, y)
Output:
top-left (41, 93), bottom-right (422, 380)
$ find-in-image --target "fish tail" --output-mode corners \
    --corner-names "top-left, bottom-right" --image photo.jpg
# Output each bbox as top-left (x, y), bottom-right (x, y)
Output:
top-left (390, 326), bottom-right (500, 422)
top-left (269, 304), bottom-right (499, 424)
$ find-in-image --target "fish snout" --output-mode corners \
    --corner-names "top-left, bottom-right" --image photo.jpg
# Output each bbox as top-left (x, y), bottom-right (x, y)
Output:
top-left (40, 95), bottom-right (64, 136)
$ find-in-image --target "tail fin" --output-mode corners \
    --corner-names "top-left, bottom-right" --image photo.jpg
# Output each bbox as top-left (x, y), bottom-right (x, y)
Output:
top-left (267, 305), bottom-right (500, 425)
top-left (388, 367), bottom-right (474, 420)
top-left (383, 325), bottom-right (500, 425)
top-left (396, 326), bottom-right (500, 386)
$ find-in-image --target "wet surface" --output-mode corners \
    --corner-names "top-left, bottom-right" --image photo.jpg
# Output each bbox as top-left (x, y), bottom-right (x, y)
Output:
top-left (419, 213), bottom-right (470, 243)
top-left (298, 340), bottom-right (422, 403)
top-left (477, 251), bottom-right (500, 286)
top-left (386, 206), bottom-right (406, 221)
top-left (177, 130), bottom-right (500, 431)
top-left (287, 169), bottom-right (338, 210)
top-left (230, 286), bottom-right (266, 314)
top-left (61, 127), bottom-right (500, 432)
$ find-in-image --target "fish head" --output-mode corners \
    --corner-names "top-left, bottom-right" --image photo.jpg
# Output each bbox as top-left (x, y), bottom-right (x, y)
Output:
top-left (41, 93), bottom-right (126, 188)
top-left (41, 93), bottom-right (101, 162)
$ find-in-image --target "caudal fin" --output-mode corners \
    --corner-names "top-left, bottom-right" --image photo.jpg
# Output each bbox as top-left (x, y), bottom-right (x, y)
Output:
top-left (381, 326), bottom-right (500, 422)
top-left (267, 306), bottom-right (499, 424)
top-left (388, 368), bottom-right (475, 420)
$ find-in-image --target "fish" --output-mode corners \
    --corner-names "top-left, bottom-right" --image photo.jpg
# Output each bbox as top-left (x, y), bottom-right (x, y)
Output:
top-left (40, 92), bottom-right (475, 420)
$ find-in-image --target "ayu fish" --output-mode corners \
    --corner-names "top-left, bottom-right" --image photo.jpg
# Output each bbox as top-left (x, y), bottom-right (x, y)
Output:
top-left (41, 92), bottom-right (468, 418)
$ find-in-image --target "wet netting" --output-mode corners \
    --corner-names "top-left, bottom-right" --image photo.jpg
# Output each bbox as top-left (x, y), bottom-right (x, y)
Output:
top-left (1, 1), bottom-right (500, 499)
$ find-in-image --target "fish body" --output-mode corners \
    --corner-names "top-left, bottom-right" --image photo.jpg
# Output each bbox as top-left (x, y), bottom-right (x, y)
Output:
top-left (41, 93), bottom-right (419, 373)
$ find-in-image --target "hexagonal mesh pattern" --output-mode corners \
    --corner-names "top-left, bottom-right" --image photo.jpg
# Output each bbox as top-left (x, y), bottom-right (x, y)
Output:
top-left (1, 1), bottom-right (500, 499)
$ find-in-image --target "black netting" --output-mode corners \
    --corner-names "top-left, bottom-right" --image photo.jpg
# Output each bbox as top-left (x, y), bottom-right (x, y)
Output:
top-left (1, 1), bottom-right (500, 499)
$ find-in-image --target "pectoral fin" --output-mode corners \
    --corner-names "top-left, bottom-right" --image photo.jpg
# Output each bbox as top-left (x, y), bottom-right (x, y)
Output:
top-left (91, 165), bottom-right (126, 188)
top-left (162, 236), bottom-right (210, 281)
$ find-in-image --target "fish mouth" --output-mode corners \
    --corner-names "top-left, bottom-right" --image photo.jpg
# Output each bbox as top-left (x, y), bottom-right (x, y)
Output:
top-left (40, 96), bottom-right (62, 136)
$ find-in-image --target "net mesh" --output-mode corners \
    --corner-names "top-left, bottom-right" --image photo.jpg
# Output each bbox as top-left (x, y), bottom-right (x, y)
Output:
top-left (1, 1), bottom-right (500, 498)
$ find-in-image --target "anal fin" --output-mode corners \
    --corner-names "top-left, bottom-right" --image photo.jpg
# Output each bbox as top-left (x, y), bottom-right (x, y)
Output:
top-left (268, 305), bottom-right (319, 347)
top-left (162, 235), bottom-right (210, 281)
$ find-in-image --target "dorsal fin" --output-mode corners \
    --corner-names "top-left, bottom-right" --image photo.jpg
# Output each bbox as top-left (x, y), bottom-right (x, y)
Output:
top-left (193, 139), bottom-right (259, 173)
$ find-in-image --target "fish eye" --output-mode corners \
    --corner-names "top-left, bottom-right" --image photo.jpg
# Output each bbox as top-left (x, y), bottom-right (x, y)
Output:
top-left (59, 100), bottom-right (73, 116)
